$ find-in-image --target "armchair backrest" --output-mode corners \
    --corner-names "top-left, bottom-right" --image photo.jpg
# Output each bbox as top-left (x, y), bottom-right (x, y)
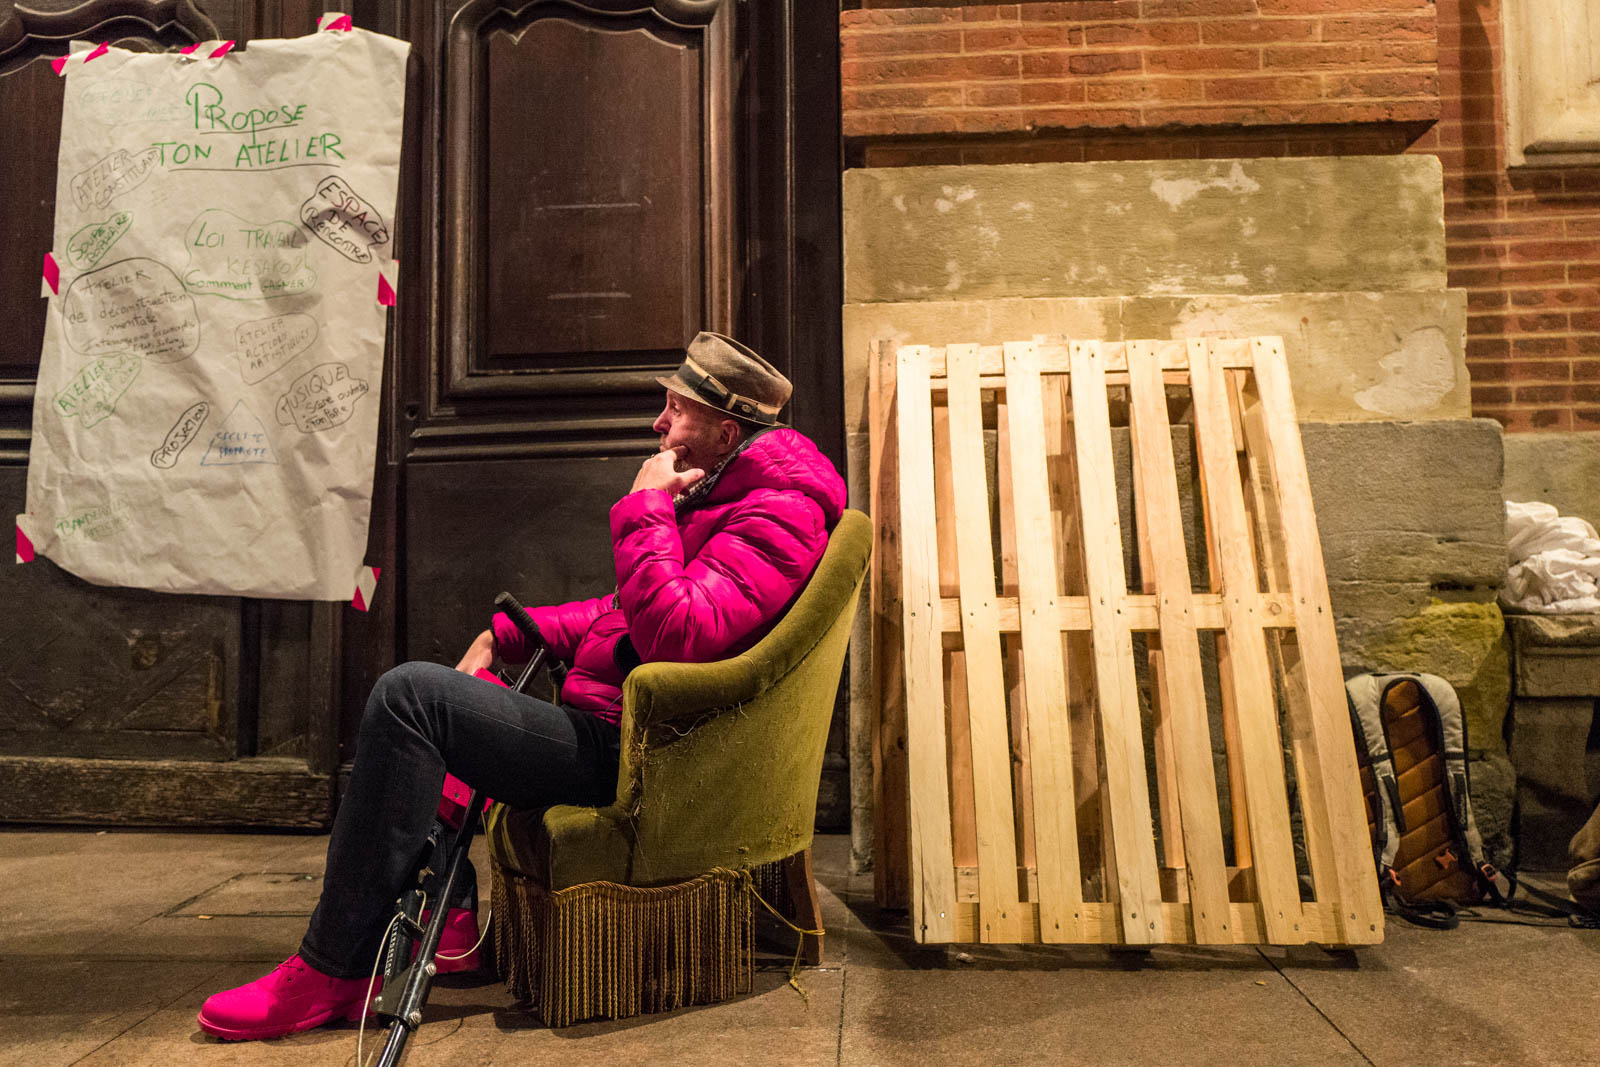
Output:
top-left (621, 509), bottom-right (872, 884)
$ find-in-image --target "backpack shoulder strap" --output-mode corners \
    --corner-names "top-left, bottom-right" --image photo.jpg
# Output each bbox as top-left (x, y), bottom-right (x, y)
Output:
top-left (1410, 673), bottom-right (1513, 903)
top-left (1345, 673), bottom-right (1404, 876)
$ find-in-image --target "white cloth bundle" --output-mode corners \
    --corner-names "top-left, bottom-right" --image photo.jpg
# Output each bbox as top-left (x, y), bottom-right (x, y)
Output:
top-left (1502, 500), bottom-right (1600, 613)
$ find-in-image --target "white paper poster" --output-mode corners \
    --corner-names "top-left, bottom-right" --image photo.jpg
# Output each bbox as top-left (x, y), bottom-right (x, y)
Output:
top-left (18, 25), bottom-right (408, 600)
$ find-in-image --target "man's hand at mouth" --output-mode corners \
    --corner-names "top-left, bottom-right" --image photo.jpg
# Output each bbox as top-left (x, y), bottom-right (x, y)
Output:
top-left (631, 446), bottom-right (705, 496)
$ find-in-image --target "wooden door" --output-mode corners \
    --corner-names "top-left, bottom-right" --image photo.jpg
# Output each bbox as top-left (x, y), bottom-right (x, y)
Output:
top-left (0, 0), bottom-right (845, 826)
top-left (0, 1), bottom-right (340, 827)
top-left (391, 0), bottom-right (846, 818)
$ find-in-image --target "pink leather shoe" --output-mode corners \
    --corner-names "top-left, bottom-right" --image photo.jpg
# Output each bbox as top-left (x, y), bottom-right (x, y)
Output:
top-left (428, 907), bottom-right (482, 975)
top-left (197, 955), bottom-right (380, 1041)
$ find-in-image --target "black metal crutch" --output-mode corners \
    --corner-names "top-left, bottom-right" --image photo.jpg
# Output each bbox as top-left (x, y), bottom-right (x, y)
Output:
top-left (372, 591), bottom-right (548, 1067)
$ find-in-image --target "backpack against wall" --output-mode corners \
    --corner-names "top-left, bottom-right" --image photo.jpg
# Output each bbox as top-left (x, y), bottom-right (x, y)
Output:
top-left (1345, 672), bottom-right (1513, 929)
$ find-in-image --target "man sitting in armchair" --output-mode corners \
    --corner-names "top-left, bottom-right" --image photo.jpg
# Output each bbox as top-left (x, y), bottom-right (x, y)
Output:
top-left (198, 331), bottom-right (847, 1041)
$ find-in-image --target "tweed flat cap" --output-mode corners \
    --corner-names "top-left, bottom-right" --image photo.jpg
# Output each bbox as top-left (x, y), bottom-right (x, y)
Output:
top-left (657, 331), bottom-right (791, 426)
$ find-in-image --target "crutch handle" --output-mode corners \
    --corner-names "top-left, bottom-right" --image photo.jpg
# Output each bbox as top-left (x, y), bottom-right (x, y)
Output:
top-left (493, 591), bottom-right (545, 647)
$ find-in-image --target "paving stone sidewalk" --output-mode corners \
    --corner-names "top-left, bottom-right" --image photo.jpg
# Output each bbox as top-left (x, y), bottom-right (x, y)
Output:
top-left (2, 829), bottom-right (1597, 1066)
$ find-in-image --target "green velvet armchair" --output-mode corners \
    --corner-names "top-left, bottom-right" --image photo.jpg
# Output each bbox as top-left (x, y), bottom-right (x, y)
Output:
top-left (484, 508), bottom-right (871, 1027)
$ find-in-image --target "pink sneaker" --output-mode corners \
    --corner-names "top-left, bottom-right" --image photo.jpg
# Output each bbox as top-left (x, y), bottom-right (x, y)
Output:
top-left (197, 955), bottom-right (380, 1041)
top-left (427, 907), bottom-right (482, 975)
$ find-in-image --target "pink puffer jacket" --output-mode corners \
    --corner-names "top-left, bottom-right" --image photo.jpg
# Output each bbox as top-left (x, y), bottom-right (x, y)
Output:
top-left (491, 428), bottom-right (846, 725)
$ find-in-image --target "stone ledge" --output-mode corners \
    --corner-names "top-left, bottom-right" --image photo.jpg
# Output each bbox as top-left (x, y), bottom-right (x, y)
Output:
top-left (844, 156), bottom-right (1446, 303)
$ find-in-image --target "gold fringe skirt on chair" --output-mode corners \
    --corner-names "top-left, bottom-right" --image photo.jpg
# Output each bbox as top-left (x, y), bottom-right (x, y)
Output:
top-left (490, 863), bottom-right (756, 1027)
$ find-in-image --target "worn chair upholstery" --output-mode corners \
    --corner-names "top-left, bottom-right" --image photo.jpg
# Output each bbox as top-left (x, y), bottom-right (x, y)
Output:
top-left (484, 508), bottom-right (871, 1026)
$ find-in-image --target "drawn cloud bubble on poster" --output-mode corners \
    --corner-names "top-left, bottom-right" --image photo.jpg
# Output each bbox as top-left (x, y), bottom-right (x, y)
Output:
top-left (300, 176), bottom-right (390, 264)
top-left (275, 362), bottom-right (369, 433)
top-left (66, 211), bottom-right (133, 270)
top-left (54, 352), bottom-right (141, 429)
top-left (182, 208), bottom-right (317, 300)
top-left (150, 401), bottom-right (210, 469)
top-left (62, 258), bottom-right (200, 364)
top-left (236, 313), bottom-right (317, 384)
top-left (70, 146), bottom-right (160, 211)
top-left (202, 400), bottom-right (277, 465)
top-left (77, 78), bottom-right (189, 128)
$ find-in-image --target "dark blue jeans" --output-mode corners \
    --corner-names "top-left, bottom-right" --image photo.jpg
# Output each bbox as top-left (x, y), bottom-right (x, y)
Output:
top-left (298, 661), bottom-right (620, 979)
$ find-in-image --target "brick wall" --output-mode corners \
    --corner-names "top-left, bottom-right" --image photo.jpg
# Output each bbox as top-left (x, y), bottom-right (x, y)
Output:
top-left (842, 0), bottom-right (1600, 432)
top-left (1412, 0), bottom-right (1600, 432)
top-left (841, 1), bottom-right (1439, 139)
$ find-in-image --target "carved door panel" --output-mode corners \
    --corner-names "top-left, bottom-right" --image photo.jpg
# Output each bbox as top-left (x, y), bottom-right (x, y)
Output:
top-left (0, 2), bottom-right (338, 827)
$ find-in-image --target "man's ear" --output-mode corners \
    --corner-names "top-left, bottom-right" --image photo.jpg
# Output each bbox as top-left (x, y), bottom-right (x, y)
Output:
top-left (718, 417), bottom-right (743, 452)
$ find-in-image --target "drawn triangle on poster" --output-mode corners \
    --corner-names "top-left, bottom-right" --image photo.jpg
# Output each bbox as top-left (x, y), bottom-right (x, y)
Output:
top-left (200, 400), bottom-right (279, 466)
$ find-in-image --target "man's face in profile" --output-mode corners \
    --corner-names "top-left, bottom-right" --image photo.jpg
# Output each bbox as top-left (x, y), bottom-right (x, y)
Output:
top-left (652, 390), bottom-right (729, 475)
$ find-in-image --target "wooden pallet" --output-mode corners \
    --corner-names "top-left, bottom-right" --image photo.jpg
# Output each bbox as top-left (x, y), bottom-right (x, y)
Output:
top-left (869, 337), bottom-right (1383, 947)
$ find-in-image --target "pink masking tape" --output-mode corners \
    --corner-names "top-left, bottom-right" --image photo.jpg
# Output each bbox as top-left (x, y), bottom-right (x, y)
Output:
top-left (377, 270), bottom-right (396, 307)
top-left (84, 42), bottom-right (109, 63)
top-left (42, 252), bottom-right (59, 296)
top-left (351, 565), bottom-right (381, 612)
top-left (321, 14), bottom-right (354, 31)
top-left (51, 54), bottom-right (69, 75)
top-left (15, 523), bottom-right (34, 565)
top-left (180, 41), bottom-right (204, 55)
top-left (209, 40), bottom-right (235, 59)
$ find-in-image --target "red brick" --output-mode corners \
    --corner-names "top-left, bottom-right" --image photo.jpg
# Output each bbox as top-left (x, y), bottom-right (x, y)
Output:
top-left (1204, 75), bottom-right (1322, 102)
top-left (1020, 52), bottom-right (1071, 77)
top-left (1024, 106), bottom-right (1142, 131)
top-left (1146, 48), bottom-right (1262, 73)
top-left (846, 85), bottom-right (965, 111)
top-left (1575, 385), bottom-right (1600, 404)
top-left (1513, 312), bottom-right (1570, 332)
top-left (844, 53), bottom-right (1021, 84)
top-left (1017, 23), bottom-right (1082, 48)
top-left (1142, 0), bottom-right (1259, 14)
top-left (1514, 337), bottom-right (1577, 358)
top-left (1515, 384), bottom-right (1572, 403)
top-left (1471, 385), bottom-right (1514, 405)
top-left (841, 29), bottom-right (962, 59)
top-left (960, 26), bottom-right (1030, 51)
top-left (1469, 338), bottom-right (1512, 358)
top-left (1467, 359), bottom-right (1512, 381)
top-left (1070, 51), bottom-right (1144, 75)
top-left (1508, 240), bottom-right (1600, 264)
top-left (1571, 311), bottom-right (1600, 331)
top-left (1575, 409), bottom-right (1600, 428)
top-left (1019, 1), bottom-right (1139, 19)
top-left (1323, 72), bottom-right (1439, 99)
top-left (1507, 358), bottom-right (1572, 380)
top-left (957, 109), bottom-right (1029, 134)
top-left (961, 5), bottom-right (1021, 21)
top-left (1575, 361), bottom-right (1600, 381)
top-left (1085, 78), bottom-right (1203, 104)
top-left (1020, 81), bottom-right (1088, 105)
top-left (965, 83), bottom-right (1022, 107)
top-left (1084, 21), bottom-right (1202, 47)
top-left (841, 9), bottom-right (961, 29)
top-left (1200, 18), bottom-right (1318, 44)
top-left (1258, 0), bottom-right (1431, 12)
top-left (1321, 14), bottom-right (1436, 40)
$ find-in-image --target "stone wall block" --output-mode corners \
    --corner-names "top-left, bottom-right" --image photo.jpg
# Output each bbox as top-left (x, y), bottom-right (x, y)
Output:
top-left (1501, 433), bottom-right (1600, 529)
top-left (843, 157), bottom-right (1446, 304)
top-left (1510, 698), bottom-right (1600, 868)
top-left (1512, 615), bottom-right (1600, 698)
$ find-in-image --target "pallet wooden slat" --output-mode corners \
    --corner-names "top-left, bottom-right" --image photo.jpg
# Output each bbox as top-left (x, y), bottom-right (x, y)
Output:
top-left (1068, 340), bottom-right (1165, 944)
top-left (1001, 341), bottom-right (1085, 942)
top-left (880, 333), bottom-right (1381, 948)
top-left (894, 343), bottom-right (958, 943)
top-left (1247, 337), bottom-right (1384, 944)
top-left (1126, 339), bottom-right (1233, 943)
top-left (946, 343), bottom-right (1025, 942)
top-left (1188, 337), bottom-right (1306, 945)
